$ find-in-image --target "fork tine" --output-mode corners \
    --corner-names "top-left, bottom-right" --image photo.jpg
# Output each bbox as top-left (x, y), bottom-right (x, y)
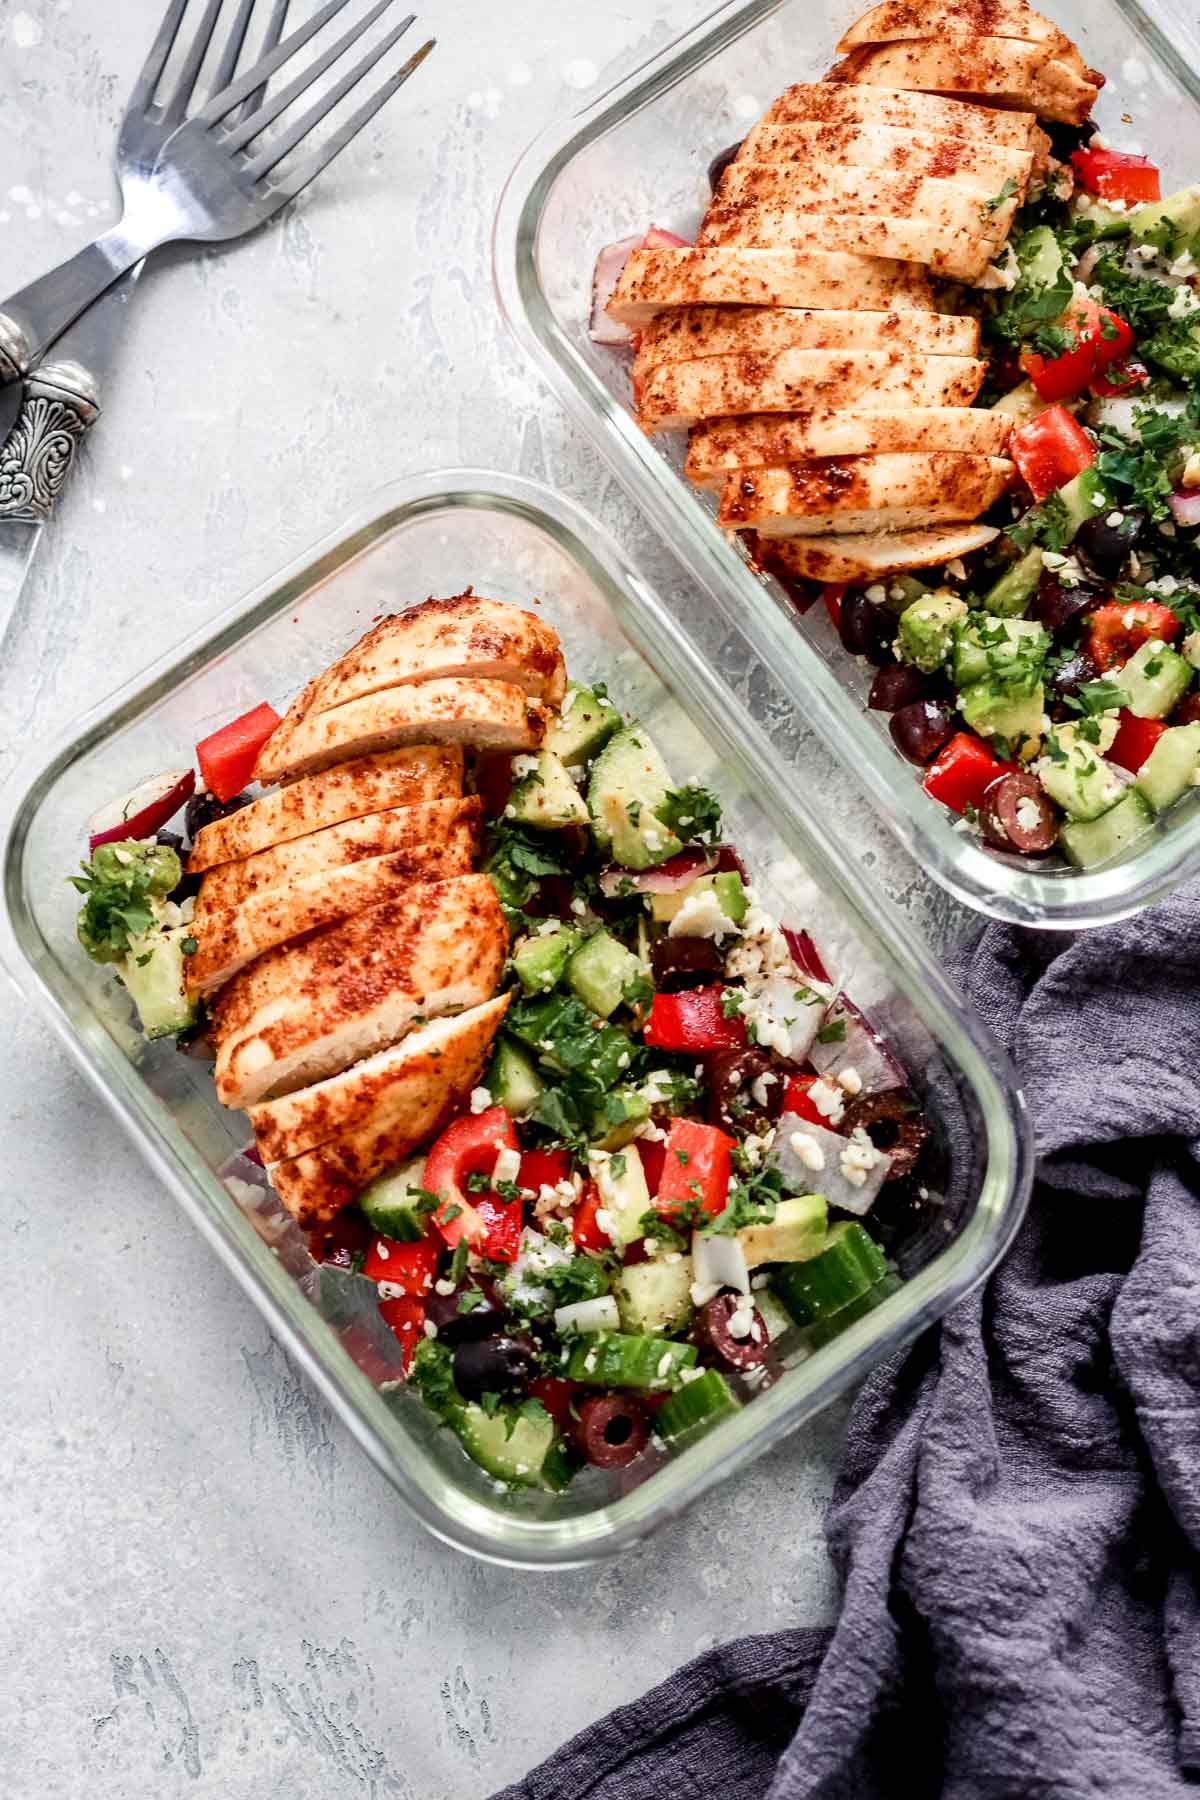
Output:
top-left (244, 13), bottom-right (418, 182)
top-left (126, 0), bottom-right (189, 119)
top-left (198, 0), bottom-right (354, 125)
top-left (160, 0), bottom-right (225, 128)
top-left (237, 0), bottom-right (291, 124)
top-left (268, 37), bottom-right (434, 202)
top-left (226, 0), bottom-right (407, 156)
top-left (208, 0), bottom-right (258, 99)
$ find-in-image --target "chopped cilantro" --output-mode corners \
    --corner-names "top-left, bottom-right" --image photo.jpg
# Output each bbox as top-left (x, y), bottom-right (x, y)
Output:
top-left (816, 1017), bottom-right (847, 1045)
top-left (980, 176), bottom-right (1019, 217)
top-left (655, 785), bottom-right (723, 843)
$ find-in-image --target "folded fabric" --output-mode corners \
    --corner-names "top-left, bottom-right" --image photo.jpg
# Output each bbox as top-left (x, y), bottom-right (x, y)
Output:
top-left (495, 885), bottom-right (1200, 1800)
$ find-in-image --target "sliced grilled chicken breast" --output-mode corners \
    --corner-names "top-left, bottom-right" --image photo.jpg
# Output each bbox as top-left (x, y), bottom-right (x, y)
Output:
top-left (753, 523), bottom-right (1001, 581)
top-left (710, 163), bottom-right (1021, 241)
top-left (195, 796), bottom-right (482, 914)
top-left (836, 0), bottom-right (1070, 53)
top-left (634, 307), bottom-right (979, 384)
top-left (697, 201), bottom-right (997, 282)
top-left (638, 350), bottom-right (985, 432)
top-left (719, 453), bottom-right (1013, 535)
top-left (736, 121), bottom-right (1034, 189)
top-left (606, 246), bottom-right (935, 324)
top-left (760, 80), bottom-right (1040, 146)
top-left (828, 41), bottom-right (1102, 124)
top-left (686, 407), bottom-right (1011, 486)
top-left (187, 746), bottom-right (464, 873)
top-left (251, 995), bottom-right (510, 1170)
top-left (255, 678), bottom-right (547, 784)
top-left (211, 873), bottom-right (507, 1110)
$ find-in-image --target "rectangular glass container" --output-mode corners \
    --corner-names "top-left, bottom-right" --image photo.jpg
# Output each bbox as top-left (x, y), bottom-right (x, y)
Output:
top-left (0, 470), bottom-right (1030, 1565)
top-left (494, 0), bottom-right (1200, 927)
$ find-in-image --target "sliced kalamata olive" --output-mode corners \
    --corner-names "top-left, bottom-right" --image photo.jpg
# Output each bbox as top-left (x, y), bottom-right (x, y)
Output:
top-left (1033, 570), bottom-right (1105, 633)
top-left (980, 771), bottom-right (1059, 855)
top-left (308, 1209), bottom-right (372, 1269)
top-left (185, 789), bottom-right (251, 842)
top-left (452, 1334), bottom-right (535, 1401)
top-left (1049, 648), bottom-right (1101, 702)
top-left (175, 1020), bottom-right (214, 1062)
top-left (707, 140), bottom-right (744, 191)
top-left (839, 592), bottom-right (895, 665)
top-left (1046, 117), bottom-right (1096, 160)
top-left (890, 700), bottom-right (954, 765)
top-left (574, 1394), bottom-right (650, 1469)
top-left (697, 1292), bottom-right (768, 1371)
top-left (869, 663), bottom-right (928, 712)
top-left (651, 934), bottom-right (724, 991)
top-left (1074, 508), bottom-right (1147, 579)
top-left (156, 829), bottom-right (184, 853)
top-left (840, 1091), bottom-right (929, 1181)
top-left (706, 1049), bottom-right (787, 1135)
top-left (424, 1279), bottom-right (506, 1344)
top-left (1174, 692), bottom-right (1200, 727)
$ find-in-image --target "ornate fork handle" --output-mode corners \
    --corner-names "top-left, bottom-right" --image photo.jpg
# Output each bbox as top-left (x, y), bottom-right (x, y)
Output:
top-left (0, 352), bottom-right (101, 524)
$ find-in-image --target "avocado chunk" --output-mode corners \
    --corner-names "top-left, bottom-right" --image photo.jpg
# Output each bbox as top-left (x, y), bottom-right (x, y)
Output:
top-left (567, 928), bottom-right (642, 1019)
top-left (1036, 726), bottom-right (1126, 822)
top-left (587, 1086), bottom-right (651, 1149)
top-left (487, 1036), bottom-right (545, 1117)
top-left (614, 1256), bottom-right (694, 1336)
top-left (897, 590), bottom-right (968, 673)
top-left (649, 868), bottom-right (746, 926)
top-left (1117, 639), bottom-right (1193, 719)
top-left (512, 926), bottom-right (580, 995)
top-left (737, 1193), bottom-right (828, 1268)
top-left (587, 723), bottom-right (684, 869)
top-left (543, 681), bottom-right (621, 767)
top-left (979, 546), bottom-right (1043, 618)
top-left (1059, 789), bottom-right (1155, 868)
top-left (1130, 181), bottom-right (1200, 249)
top-left (121, 926), bottom-right (197, 1040)
top-left (1057, 464), bottom-right (1114, 537)
top-left (959, 679), bottom-right (1045, 748)
top-left (505, 749), bottom-right (588, 828)
top-left (587, 1144), bottom-right (651, 1247)
top-left (1135, 720), bottom-right (1200, 812)
top-left (952, 615), bottom-right (1049, 689)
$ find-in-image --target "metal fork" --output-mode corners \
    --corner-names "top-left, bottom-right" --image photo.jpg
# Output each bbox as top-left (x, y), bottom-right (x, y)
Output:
top-left (0, 0), bottom-right (435, 381)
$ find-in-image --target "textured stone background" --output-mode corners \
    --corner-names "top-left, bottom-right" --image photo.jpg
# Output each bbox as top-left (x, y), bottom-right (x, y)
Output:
top-left (0, 1), bottom-right (1193, 1794)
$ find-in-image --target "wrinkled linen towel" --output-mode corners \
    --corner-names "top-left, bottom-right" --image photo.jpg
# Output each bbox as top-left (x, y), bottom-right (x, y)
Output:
top-left (496, 885), bottom-right (1200, 1800)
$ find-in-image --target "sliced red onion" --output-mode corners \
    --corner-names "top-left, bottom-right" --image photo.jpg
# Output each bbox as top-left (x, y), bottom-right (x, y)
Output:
top-left (87, 768), bottom-right (196, 851)
top-left (642, 225), bottom-right (691, 249)
top-left (589, 233), bottom-right (643, 346)
top-left (1168, 488), bottom-right (1200, 528)
top-left (807, 997), bottom-right (906, 1094)
top-left (598, 847), bottom-right (716, 897)
top-left (783, 927), bottom-right (831, 985)
top-left (770, 1114), bottom-right (893, 1217)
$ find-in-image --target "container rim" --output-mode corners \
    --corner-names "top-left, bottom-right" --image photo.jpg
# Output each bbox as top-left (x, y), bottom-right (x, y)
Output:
top-left (492, 0), bottom-right (1200, 929)
top-left (0, 466), bottom-right (1032, 1565)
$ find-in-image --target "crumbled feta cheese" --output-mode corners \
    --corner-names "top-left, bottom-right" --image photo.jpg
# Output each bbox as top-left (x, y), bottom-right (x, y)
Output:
top-left (727, 1299), bottom-right (755, 1340)
top-left (511, 754), bottom-right (539, 779)
top-left (1042, 550), bottom-right (1067, 570)
top-left (570, 896), bottom-right (586, 915)
top-left (1182, 631), bottom-right (1200, 671)
top-left (1105, 511), bottom-right (1125, 528)
top-left (788, 1130), bottom-right (826, 1172)
top-left (739, 1131), bottom-right (774, 1169)
top-left (641, 1069), bottom-right (676, 1106)
top-left (434, 1278), bottom-right (456, 1296)
top-left (377, 1281), bottom-right (407, 1301)
top-left (374, 1242), bottom-right (390, 1262)
top-left (750, 1070), bottom-right (778, 1107)
top-left (493, 1145), bottom-right (521, 1185)
top-left (423, 1320), bottom-right (438, 1339)
top-left (656, 1352), bottom-right (673, 1380)
top-left (1167, 284), bottom-right (1200, 320)
top-left (840, 1126), bottom-right (883, 1189)
top-left (667, 885), bottom-right (737, 940)
top-left (643, 1237), bottom-right (659, 1257)
top-left (594, 1207), bottom-right (616, 1239)
top-left (1015, 795), bottom-right (1043, 834)
top-left (1145, 573), bottom-right (1180, 597)
top-left (1168, 249), bottom-right (1199, 279)
top-left (944, 557), bottom-right (967, 581)
top-left (836, 1066), bottom-right (863, 1096)
top-left (809, 1077), bottom-right (846, 1127)
top-left (1134, 242), bottom-right (1159, 262)
top-left (469, 1086), bottom-right (492, 1114)
top-left (864, 582), bottom-right (887, 604)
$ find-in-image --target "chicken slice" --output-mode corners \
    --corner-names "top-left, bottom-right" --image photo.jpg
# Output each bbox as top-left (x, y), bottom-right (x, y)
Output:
top-left (718, 453), bottom-right (1013, 535)
top-left (685, 407), bottom-right (1011, 487)
top-left (736, 121), bottom-right (1034, 191)
top-left (194, 795), bottom-right (482, 914)
top-left (828, 41), bottom-right (1102, 125)
top-left (254, 678), bottom-right (546, 784)
top-left (697, 200), bottom-right (998, 283)
top-left (760, 80), bottom-right (1040, 146)
top-left (751, 523), bottom-right (1000, 581)
top-left (251, 995), bottom-right (510, 1171)
top-left (637, 350), bottom-right (985, 432)
top-left (187, 746), bottom-right (464, 873)
top-left (211, 873), bottom-right (507, 1110)
top-left (709, 163), bottom-right (1022, 242)
top-left (606, 246), bottom-right (935, 324)
top-left (634, 307), bottom-right (979, 385)
top-left (836, 0), bottom-right (1071, 53)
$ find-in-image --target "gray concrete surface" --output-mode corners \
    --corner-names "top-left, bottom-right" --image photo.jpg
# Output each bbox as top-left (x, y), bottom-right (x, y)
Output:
top-left (1, 0), bottom-right (1193, 1795)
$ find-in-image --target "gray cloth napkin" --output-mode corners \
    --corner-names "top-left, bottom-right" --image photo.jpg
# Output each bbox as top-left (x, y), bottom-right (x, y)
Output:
top-left (496, 886), bottom-right (1200, 1800)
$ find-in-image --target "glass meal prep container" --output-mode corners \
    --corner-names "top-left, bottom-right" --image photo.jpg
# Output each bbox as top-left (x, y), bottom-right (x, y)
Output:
top-left (0, 469), bottom-right (1031, 1566)
top-left (495, 0), bottom-right (1200, 929)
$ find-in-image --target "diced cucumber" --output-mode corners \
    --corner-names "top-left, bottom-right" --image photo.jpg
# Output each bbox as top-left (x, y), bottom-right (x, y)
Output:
top-left (980, 546), bottom-right (1043, 618)
top-left (753, 1286), bottom-right (795, 1344)
top-left (738, 1194), bottom-right (827, 1269)
top-left (1017, 222), bottom-right (1066, 289)
top-left (770, 1221), bottom-right (889, 1325)
top-left (897, 590), bottom-right (968, 673)
top-left (513, 927), bottom-right (579, 995)
top-left (959, 680), bottom-right (1045, 746)
top-left (656, 1370), bottom-right (740, 1442)
top-left (614, 1256), bottom-right (694, 1336)
top-left (487, 1036), bottom-right (544, 1117)
top-left (567, 928), bottom-right (641, 1019)
top-left (454, 1402), bottom-right (559, 1487)
top-left (587, 724), bottom-right (683, 869)
top-left (358, 1156), bottom-right (430, 1241)
top-left (544, 681), bottom-right (621, 767)
top-left (1058, 788), bottom-right (1155, 868)
top-left (796, 1271), bottom-right (903, 1349)
top-left (563, 1331), bottom-right (698, 1389)
top-left (952, 617), bottom-right (1048, 687)
top-left (1072, 196), bottom-right (1134, 240)
top-left (588, 1144), bottom-right (651, 1247)
top-left (121, 927), bottom-right (197, 1040)
top-left (1117, 640), bottom-right (1193, 719)
top-left (505, 749), bottom-right (588, 828)
top-left (990, 380), bottom-right (1046, 423)
top-left (649, 869), bottom-right (745, 925)
top-left (1036, 731), bottom-right (1126, 822)
top-left (1057, 464), bottom-right (1113, 538)
top-left (1135, 720), bottom-right (1200, 813)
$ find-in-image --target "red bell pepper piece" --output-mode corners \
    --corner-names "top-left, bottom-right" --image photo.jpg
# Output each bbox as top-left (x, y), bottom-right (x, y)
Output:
top-left (572, 1179), bottom-right (612, 1252)
top-left (781, 1073), bottom-right (832, 1129)
top-left (654, 1118), bottom-right (734, 1220)
top-left (922, 733), bottom-right (1017, 816)
top-left (822, 584), bottom-right (845, 630)
top-left (1107, 709), bottom-right (1168, 774)
top-left (644, 986), bottom-right (747, 1053)
top-left (1020, 299), bottom-right (1135, 402)
top-left (1070, 145), bottom-right (1161, 205)
top-left (527, 1374), bottom-right (575, 1430)
top-left (634, 1135), bottom-right (667, 1197)
top-left (309, 1208), bottom-right (372, 1268)
top-left (424, 1106), bottom-right (520, 1250)
top-left (195, 701), bottom-right (282, 803)
top-left (1008, 405), bottom-right (1096, 502)
top-left (362, 1230), bottom-right (440, 1296)
top-left (518, 1148), bottom-right (572, 1196)
top-left (1084, 601), bottom-right (1180, 671)
top-left (377, 1294), bottom-right (425, 1372)
top-left (1090, 358), bottom-right (1148, 398)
